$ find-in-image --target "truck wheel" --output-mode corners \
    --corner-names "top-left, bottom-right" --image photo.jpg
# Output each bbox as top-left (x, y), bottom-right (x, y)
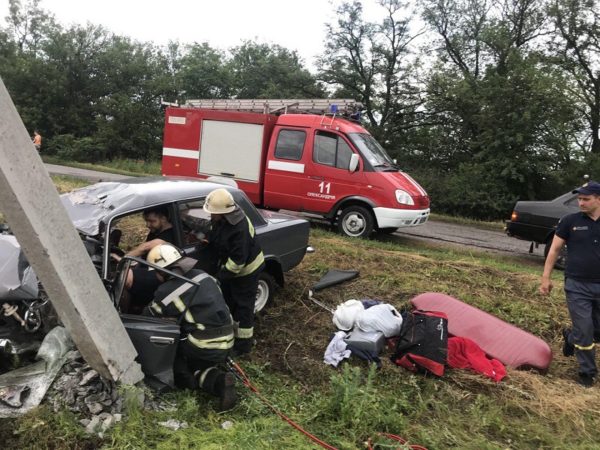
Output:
top-left (544, 240), bottom-right (567, 271)
top-left (255, 272), bottom-right (276, 313)
top-left (337, 206), bottom-right (374, 238)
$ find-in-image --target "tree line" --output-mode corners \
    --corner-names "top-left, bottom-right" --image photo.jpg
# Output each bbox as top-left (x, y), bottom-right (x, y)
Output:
top-left (1, 0), bottom-right (599, 219)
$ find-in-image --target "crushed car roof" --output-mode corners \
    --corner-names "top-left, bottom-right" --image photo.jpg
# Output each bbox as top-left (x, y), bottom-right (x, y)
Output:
top-left (61, 176), bottom-right (234, 236)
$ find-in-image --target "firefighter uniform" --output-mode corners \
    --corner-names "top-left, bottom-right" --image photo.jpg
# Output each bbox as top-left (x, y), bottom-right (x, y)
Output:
top-left (556, 211), bottom-right (600, 380)
top-left (204, 188), bottom-right (265, 355)
top-left (145, 261), bottom-right (237, 411)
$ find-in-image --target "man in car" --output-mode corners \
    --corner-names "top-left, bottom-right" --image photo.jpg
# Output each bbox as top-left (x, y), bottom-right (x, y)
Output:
top-left (203, 188), bottom-right (265, 356)
top-left (113, 206), bottom-right (176, 310)
top-left (540, 180), bottom-right (600, 387)
top-left (143, 243), bottom-right (237, 411)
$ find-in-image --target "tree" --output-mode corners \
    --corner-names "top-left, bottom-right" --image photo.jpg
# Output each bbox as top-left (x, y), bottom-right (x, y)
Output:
top-left (549, 0), bottom-right (600, 154)
top-left (5, 0), bottom-right (57, 55)
top-left (317, 0), bottom-right (424, 142)
top-left (417, 0), bottom-right (579, 217)
top-left (228, 41), bottom-right (325, 99)
top-left (177, 42), bottom-right (232, 101)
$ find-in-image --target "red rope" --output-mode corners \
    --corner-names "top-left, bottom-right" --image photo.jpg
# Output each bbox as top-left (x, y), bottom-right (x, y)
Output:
top-left (228, 359), bottom-right (338, 450)
top-left (367, 432), bottom-right (429, 450)
top-left (228, 359), bottom-right (427, 450)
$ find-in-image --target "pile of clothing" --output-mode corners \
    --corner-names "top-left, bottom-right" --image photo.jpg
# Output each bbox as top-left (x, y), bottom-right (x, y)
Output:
top-left (323, 299), bottom-right (506, 382)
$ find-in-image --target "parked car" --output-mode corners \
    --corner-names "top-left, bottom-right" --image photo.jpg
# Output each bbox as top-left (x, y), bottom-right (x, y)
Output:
top-left (505, 190), bottom-right (579, 269)
top-left (0, 177), bottom-right (311, 385)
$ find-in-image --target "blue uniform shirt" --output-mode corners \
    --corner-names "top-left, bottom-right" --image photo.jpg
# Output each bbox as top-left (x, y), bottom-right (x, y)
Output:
top-left (555, 212), bottom-right (600, 282)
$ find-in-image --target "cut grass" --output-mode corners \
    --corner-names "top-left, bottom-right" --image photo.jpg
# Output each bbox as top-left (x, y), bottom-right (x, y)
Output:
top-left (43, 156), bottom-right (161, 177)
top-left (1, 194), bottom-right (597, 449)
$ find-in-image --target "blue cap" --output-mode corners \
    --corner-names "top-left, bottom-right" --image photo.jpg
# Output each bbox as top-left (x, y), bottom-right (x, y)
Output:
top-left (572, 181), bottom-right (600, 195)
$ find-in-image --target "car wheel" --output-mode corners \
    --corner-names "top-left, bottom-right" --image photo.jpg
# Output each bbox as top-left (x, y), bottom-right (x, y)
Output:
top-left (337, 206), bottom-right (374, 238)
top-left (544, 239), bottom-right (567, 271)
top-left (255, 272), bottom-right (276, 313)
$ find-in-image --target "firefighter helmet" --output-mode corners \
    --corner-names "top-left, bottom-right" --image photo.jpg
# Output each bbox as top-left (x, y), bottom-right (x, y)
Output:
top-left (203, 188), bottom-right (236, 214)
top-left (146, 244), bottom-right (183, 269)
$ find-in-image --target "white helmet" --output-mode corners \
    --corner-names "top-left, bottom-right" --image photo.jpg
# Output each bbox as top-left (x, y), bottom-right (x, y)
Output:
top-left (146, 244), bottom-right (183, 269)
top-left (203, 188), bottom-right (236, 214)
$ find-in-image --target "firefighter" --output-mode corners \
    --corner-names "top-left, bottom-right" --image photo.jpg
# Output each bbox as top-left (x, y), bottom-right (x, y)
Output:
top-left (203, 188), bottom-right (265, 356)
top-left (144, 243), bottom-right (237, 411)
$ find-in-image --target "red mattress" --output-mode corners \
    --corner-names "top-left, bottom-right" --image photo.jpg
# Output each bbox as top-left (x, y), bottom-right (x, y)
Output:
top-left (411, 292), bottom-right (552, 373)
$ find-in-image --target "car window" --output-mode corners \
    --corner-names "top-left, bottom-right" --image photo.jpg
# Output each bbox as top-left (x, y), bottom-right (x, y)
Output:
top-left (112, 212), bottom-right (148, 252)
top-left (232, 192), bottom-right (267, 227)
top-left (313, 131), bottom-right (354, 169)
top-left (274, 129), bottom-right (305, 160)
top-left (177, 200), bottom-right (211, 245)
top-left (564, 195), bottom-right (578, 207)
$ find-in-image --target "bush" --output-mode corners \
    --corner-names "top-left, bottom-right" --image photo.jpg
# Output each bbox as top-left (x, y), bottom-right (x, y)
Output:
top-left (46, 134), bottom-right (109, 162)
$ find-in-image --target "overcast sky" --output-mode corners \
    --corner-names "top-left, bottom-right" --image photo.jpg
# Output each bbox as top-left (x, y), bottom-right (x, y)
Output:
top-left (0, 0), bottom-right (388, 68)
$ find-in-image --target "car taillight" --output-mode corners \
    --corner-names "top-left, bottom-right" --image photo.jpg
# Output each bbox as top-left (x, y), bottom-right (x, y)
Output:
top-left (511, 211), bottom-right (518, 221)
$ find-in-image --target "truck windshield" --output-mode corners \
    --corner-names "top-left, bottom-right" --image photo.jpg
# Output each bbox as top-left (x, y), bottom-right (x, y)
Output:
top-left (348, 133), bottom-right (398, 170)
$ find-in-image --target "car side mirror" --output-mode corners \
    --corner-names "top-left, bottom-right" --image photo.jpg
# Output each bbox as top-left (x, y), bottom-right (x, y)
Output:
top-left (349, 154), bottom-right (359, 172)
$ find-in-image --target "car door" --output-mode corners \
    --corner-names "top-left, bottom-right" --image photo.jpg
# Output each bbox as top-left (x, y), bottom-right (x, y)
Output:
top-left (303, 130), bottom-right (366, 214)
top-left (263, 127), bottom-right (310, 210)
top-left (111, 259), bottom-right (180, 389)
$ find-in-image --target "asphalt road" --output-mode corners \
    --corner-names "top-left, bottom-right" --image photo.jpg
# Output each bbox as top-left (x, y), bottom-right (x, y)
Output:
top-left (394, 219), bottom-right (543, 258)
top-left (45, 163), bottom-right (131, 182)
top-left (45, 163), bottom-right (543, 262)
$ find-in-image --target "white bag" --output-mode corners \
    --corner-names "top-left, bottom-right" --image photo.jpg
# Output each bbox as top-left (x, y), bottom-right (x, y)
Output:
top-left (332, 299), bottom-right (365, 331)
top-left (356, 303), bottom-right (403, 337)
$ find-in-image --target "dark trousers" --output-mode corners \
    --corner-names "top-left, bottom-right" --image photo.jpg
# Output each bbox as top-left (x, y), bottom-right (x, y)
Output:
top-left (564, 278), bottom-right (600, 376)
top-left (173, 340), bottom-right (227, 392)
top-left (221, 272), bottom-right (260, 337)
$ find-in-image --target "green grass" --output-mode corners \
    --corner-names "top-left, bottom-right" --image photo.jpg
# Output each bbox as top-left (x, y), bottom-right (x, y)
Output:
top-left (0, 209), bottom-right (597, 449)
top-left (430, 212), bottom-right (506, 232)
top-left (43, 156), bottom-right (161, 177)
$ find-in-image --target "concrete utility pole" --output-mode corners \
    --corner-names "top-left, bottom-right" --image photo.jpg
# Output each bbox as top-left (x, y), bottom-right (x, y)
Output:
top-left (0, 78), bottom-right (143, 384)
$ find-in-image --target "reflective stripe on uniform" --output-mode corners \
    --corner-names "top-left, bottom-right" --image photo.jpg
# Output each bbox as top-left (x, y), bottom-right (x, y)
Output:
top-left (225, 258), bottom-right (244, 274)
top-left (150, 303), bottom-right (163, 315)
top-left (236, 326), bottom-right (254, 339)
top-left (575, 343), bottom-right (595, 351)
top-left (238, 252), bottom-right (264, 277)
top-left (199, 367), bottom-right (217, 386)
top-left (188, 333), bottom-right (235, 350)
top-left (159, 273), bottom-right (210, 307)
top-left (173, 297), bottom-right (186, 312)
top-left (247, 217), bottom-right (255, 238)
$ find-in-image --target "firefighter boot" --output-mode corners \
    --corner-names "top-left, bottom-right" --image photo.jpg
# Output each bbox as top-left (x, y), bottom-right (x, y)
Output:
top-left (215, 372), bottom-right (237, 412)
top-left (232, 338), bottom-right (253, 357)
top-left (198, 368), bottom-right (237, 412)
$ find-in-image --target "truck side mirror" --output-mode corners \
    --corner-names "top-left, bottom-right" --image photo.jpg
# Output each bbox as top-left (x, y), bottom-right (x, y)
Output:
top-left (349, 154), bottom-right (359, 172)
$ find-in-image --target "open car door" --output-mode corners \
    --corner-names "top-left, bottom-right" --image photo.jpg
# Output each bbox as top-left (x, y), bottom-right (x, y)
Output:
top-left (111, 259), bottom-right (180, 390)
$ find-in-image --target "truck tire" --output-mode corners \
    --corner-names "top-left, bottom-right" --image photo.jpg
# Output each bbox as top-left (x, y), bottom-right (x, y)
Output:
top-left (255, 272), bottom-right (276, 313)
top-left (337, 206), bottom-right (374, 238)
top-left (544, 238), bottom-right (567, 271)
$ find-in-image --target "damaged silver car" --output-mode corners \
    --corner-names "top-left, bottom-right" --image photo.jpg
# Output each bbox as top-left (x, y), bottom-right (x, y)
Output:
top-left (0, 177), bottom-right (310, 392)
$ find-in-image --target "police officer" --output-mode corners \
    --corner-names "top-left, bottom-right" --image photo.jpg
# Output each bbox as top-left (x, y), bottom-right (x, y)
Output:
top-left (203, 188), bottom-right (265, 356)
top-left (540, 180), bottom-right (600, 387)
top-left (144, 244), bottom-right (237, 411)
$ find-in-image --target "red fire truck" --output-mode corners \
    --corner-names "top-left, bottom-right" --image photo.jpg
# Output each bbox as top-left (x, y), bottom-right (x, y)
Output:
top-left (162, 99), bottom-right (430, 238)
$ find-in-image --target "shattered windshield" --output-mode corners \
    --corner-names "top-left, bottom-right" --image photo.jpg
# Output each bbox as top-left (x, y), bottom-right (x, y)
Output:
top-left (60, 183), bottom-right (135, 236)
top-left (348, 133), bottom-right (398, 170)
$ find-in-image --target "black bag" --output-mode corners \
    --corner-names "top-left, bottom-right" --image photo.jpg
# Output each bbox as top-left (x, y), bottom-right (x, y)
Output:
top-left (391, 310), bottom-right (448, 376)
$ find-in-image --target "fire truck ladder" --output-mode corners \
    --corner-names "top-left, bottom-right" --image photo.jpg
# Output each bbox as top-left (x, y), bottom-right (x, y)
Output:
top-left (183, 98), bottom-right (364, 116)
